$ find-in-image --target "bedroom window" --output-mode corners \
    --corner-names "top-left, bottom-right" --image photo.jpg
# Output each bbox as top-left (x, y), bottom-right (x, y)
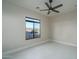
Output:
top-left (25, 17), bottom-right (40, 40)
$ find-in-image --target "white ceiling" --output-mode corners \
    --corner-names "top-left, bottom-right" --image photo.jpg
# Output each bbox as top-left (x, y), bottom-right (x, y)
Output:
top-left (6, 0), bottom-right (77, 16)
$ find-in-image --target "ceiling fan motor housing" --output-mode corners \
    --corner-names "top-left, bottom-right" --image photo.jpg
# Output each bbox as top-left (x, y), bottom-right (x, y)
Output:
top-left (49, 0), bottom-right (53, 3)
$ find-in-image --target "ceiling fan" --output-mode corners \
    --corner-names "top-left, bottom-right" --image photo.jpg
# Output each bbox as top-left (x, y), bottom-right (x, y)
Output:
top-left (40, 0), bottom-right (63, 14)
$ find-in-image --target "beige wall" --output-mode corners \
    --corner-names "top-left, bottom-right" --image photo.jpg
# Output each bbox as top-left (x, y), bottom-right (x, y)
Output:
top-left (2, 0), bottom-right (49, 52)
top-left (50, 10), bottom-right (77, 46)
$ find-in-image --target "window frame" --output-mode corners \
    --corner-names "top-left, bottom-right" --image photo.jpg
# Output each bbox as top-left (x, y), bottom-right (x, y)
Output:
top-left (25, 17), bottom-right (41, 40)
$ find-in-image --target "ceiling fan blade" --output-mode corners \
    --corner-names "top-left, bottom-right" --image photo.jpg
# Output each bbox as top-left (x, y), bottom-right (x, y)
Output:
top-left (45, 2), bottom-right (50, 8)
top-left (40, 9), bottom-right (49, 11)
top-left (51, 9), bottom-right (59, 13)
top-left (52, 4), bottom-right (63, 9)
top-left (48, 10), bottom-right (50, 14)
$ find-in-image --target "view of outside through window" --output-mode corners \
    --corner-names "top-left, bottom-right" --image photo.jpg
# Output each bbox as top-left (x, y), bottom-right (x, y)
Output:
top-left (25, 17), bottom-right (40, 40)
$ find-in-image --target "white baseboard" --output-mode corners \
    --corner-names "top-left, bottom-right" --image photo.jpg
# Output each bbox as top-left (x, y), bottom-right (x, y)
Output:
top-left (53, 40), bottom-right (77, 47)
top-left (3, 40), bottom-right (49, 55)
